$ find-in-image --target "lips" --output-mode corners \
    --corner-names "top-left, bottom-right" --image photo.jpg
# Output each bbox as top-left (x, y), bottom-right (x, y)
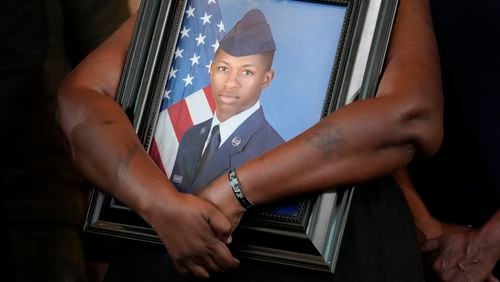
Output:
top-left (218, 94), bottom-right (239, 104)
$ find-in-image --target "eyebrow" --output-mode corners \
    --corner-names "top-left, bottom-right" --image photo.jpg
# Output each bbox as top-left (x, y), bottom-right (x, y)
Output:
top-left (216, 60), bottom-right (258, 68)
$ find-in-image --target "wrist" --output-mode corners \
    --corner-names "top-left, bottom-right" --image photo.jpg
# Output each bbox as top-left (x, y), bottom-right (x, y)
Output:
top-left (415, 216), bottom-right (442, 239)
top-left (200, 176), bottom-right (246, 216)
top-left (228, 169), bottom-right (254, 210)
top-left (137, 184), bottom-right (180, 225)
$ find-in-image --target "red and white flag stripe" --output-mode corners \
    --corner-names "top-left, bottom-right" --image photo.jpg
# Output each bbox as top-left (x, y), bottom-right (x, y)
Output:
top-left (150, 86), bottom-right (215, 177)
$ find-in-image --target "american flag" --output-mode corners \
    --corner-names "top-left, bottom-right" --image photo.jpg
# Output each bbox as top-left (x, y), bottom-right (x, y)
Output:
top-left (150, 0), bottom-right (226, 176)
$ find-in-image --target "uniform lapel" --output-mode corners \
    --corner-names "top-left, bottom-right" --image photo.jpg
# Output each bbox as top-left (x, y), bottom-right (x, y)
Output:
top-left (190, 108), bottom-right (266, 192)
top-left (182, 121), bottom-right (211, 185)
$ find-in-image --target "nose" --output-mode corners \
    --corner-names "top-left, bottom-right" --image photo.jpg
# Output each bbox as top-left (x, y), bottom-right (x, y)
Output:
top-left (224, 71), bottom-right (240, 89)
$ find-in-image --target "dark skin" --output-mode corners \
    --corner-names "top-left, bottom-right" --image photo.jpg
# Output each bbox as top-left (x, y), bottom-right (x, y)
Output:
top-left (57, 14), bottom-right (239, 279)
top-left (421, 211), bottom-right (500, 282)
top-left (199, 0), bottom-right (443, 230)
top-left (209, 49), bottom-right (274, 122)
top-left (58, 0), bottom-right (442, 278)
top-left (396, 170), bottom-right (500, 281)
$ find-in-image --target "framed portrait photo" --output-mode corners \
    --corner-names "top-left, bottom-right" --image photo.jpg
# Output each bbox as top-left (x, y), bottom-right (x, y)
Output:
top-left (84, 0), bottom-right (399, 274)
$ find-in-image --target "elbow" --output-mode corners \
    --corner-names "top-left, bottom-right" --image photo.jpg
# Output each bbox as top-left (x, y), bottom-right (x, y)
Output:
top-left (410, 115), bottom-right (443, 159)
top-left (374, 76), bottom-right (443, 159)
top-left (400, 94), bottom-right (444, 159)
top-left (56, 71), bottom-right (95, 143)
top-left (422, 106), bottom-right (444, 157)
top-left (56, 74), bottom-right (77, 135)
top-left (376, 67), bottom-right (444, 159)
top-left (55, 75), bottom-right (83, 167)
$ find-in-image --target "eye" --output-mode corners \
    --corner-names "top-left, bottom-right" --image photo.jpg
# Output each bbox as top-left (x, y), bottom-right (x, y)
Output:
top-left (242, 70), bottom-right (253, 76)
top-left (217, 66), bottom-right (228, 72)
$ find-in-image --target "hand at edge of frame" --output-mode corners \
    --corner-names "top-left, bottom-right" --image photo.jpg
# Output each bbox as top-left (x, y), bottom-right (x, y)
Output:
top-left (421, 226), bottom-right (499, 282)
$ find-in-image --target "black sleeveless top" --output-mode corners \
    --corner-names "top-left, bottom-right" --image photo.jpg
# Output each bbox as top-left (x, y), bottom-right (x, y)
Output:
top-left (105, 178), bottom-right (425, 282)
top-left (411, 0), bottom-right (500, 227)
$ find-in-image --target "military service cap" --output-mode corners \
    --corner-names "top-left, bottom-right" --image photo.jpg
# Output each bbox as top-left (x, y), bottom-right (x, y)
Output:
top-left (220, 9), bottom-right (276, 56)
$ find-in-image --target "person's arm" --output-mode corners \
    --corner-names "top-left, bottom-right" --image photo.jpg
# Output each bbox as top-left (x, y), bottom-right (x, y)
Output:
top-left (200, 0), bottom-right (443, 225)
top-left (57, 14), bottom-right (238, 278)
top-left (421, 211), bottom-right (500, 282)
top-left (393, 169), bottom-right (468, 242)
top-left (394, 170), bottom-right (499, 281)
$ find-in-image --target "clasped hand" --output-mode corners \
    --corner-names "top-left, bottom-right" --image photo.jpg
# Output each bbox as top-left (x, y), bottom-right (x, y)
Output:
top-left (146, 191), bottom-right (241, 279)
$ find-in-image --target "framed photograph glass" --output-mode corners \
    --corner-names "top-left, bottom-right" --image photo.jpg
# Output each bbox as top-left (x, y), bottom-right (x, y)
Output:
top-left (84, 0), bottom-right (399, 274)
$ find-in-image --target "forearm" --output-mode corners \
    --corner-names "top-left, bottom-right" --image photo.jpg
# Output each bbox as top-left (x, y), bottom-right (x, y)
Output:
top-left (203, 0), bottom-right (442, 210)
top-left (393, 168), bottom-right (457, 241)
top-left (57, 14), bottom-right (241, 276)
top-left (58, 87), bottom-right (177, 216)
top-left (236, 97), bottom-right (427, 204)
top-left (56, 13), bottom-right (178, 217)
top-left (394, 169), bottom-right (434, 226)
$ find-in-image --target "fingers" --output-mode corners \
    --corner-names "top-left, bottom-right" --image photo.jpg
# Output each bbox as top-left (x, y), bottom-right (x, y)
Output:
top-left (171, 238), bottom-right (238, 277)
top-left (205, 205), bottom-right (240, 268)
top-left (207, 205), bottom-right (233, 242)
top-left (432, 257), bottom-right (455, 281)
top-left (175, 260), bottom-right (211, 279)
top-left (432, 256), bottom-right (497, 282)
top-left (486, 274), bottom-right (499, 282)
top-left (175, 203), bottom-right (239, 277)
top-left (209, 240), bottom-right (240, 271)
top-left (174, 249), bottom-right (239, 279)
top-left (199, 243), bottom-right (240, 274)
top-left (161, 194), bottom-right (240, 278)
top-left (189, 265), bottom-right (211, 279)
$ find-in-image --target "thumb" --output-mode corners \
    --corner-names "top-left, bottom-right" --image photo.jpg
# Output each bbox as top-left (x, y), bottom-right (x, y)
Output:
top-left (207, 207), bottom-right (233, 243)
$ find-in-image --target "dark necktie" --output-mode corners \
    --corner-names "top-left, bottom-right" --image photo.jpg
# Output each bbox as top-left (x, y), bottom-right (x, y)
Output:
top-left (194, 125), bottom-right (220, 177)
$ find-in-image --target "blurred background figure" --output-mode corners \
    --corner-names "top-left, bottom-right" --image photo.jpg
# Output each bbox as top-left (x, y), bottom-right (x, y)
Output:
top-left (1, 2), bottom-right (48, 281)
top-left (1, 0), bottom-right (137, 281)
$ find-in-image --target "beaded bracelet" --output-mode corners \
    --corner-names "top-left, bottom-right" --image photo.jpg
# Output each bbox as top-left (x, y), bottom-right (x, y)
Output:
top-left (228, 169), bottom-right (254, 209)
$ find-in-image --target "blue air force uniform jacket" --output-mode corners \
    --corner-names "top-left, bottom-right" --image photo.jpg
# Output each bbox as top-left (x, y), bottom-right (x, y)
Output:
top-left (171, 107), bottom-right (284, 193)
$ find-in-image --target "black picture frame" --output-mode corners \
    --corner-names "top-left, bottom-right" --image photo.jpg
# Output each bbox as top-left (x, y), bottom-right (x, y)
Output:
top-left (84, 0), bottom-right (399, 273)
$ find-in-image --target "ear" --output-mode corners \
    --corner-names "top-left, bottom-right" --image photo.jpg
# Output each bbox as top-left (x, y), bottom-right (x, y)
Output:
top-left (261, 69), bottom-right (275, 89)
top-left (209, 63), bottom-right (215, 80)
